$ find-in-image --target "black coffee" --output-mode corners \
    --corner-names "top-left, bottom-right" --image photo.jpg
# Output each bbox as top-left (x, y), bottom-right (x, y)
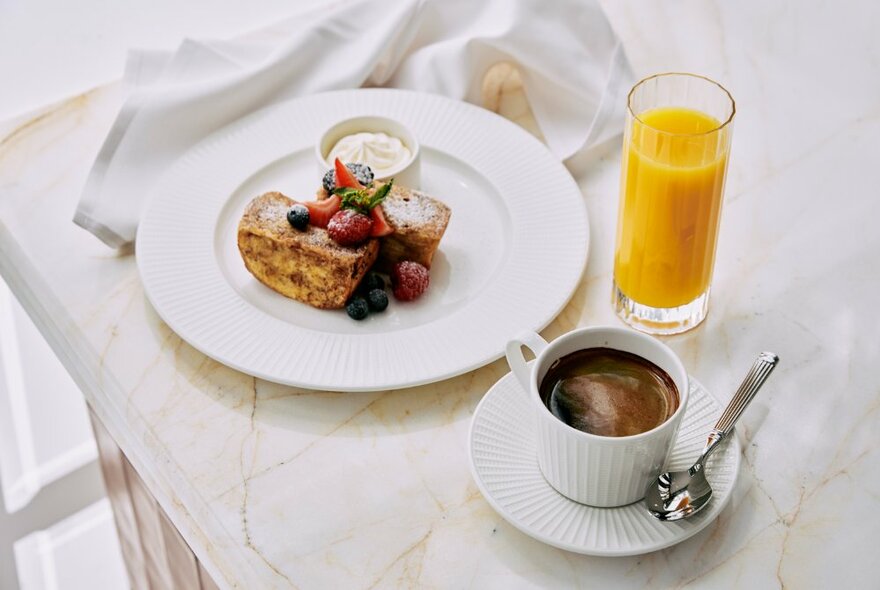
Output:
top-left (539, 348), bottom-right (679, 437)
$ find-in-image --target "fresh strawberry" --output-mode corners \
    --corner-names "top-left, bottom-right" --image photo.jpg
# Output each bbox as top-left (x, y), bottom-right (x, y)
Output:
top-left (369, 204), bottom-right (394, 237)
top-left (391, 261), bottom-right (430, 301)
top-left (328, 209), bottom-right (373, 246)
top-left (334, 158), bottom-right (363, 189)
top-left (305, 194), bottom-right (341, 228)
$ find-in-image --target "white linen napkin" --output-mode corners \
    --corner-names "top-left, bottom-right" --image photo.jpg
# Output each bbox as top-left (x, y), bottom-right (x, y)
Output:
top-left (74, 0), bottom-right (633, 248)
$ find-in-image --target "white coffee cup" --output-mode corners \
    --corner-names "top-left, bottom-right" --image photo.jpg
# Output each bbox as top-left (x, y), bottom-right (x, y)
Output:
top-left (505, 326), bottom-right (689, 507)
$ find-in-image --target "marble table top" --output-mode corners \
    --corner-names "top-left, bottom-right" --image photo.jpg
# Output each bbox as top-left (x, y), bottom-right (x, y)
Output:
top-left (1, 1), bottom-right (878, 588)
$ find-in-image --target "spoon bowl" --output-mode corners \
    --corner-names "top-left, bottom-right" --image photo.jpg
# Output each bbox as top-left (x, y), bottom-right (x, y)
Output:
top-left (645, 452), bottom-right (716, 521)
top-left (645, 352), bottom-right (779, 521)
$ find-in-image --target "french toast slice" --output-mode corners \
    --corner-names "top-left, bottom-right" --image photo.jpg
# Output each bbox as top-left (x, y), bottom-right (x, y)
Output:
top-left (237, 192), bottom-right (379, 309)
top-left (376, 184), bottom-right (451, 271)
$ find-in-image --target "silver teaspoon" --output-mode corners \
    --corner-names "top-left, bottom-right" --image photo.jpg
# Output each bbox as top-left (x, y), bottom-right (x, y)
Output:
top-left (645, 352), bottom-right (779, 521)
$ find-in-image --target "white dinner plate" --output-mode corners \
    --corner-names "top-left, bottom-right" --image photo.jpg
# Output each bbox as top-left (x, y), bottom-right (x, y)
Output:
top-left (137, 89), bottom-right (589, 391)
top-left (468, 371), bottom-right (740, 556)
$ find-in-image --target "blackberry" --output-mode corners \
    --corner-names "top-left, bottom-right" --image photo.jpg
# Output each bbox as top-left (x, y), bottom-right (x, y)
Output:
top-left (345, 296), bottom-right (369, 320)
top-left (322, 163), bottom-right (375, 193)
top-left (286, 204), bottom-right (310, 230)
top-left (361, 272), bottom-right (385, 293)
top-left (366, 289), bottom-right (389, 312)
top-left (347, 163), bottom-right (375, 187)
top-left (321, 168), bottom-right (335, 193)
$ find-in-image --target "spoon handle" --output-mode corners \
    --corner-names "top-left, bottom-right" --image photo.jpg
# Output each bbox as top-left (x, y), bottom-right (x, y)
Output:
top-left (715, 351), bottom-right (779, 435)
top-left (694, 352), bottom-right (779, 468)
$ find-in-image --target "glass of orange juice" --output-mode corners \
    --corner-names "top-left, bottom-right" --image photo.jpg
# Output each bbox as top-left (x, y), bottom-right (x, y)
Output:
top-left (613, 73), bottom-right (735, 334)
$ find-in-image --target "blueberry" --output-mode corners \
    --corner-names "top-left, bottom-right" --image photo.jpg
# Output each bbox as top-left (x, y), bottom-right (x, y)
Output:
top-left (287, 204), bottom-right (309, 230)
top-left (366, 289), bottom-right (388, 312)
top-left (322, 163), bottom-right (375, 193)
top-left (346, 296), bottom-right (369, 320)
top-left (361, 272), bottom-right (385, 293)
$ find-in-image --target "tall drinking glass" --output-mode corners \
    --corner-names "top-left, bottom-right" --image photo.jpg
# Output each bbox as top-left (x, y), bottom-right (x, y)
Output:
top-left (613, 73), bottom-right (735, 334)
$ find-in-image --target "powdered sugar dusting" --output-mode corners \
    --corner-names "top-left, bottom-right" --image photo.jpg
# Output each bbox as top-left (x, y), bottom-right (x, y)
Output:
top-left (381, 185), bottom-right (448, 227)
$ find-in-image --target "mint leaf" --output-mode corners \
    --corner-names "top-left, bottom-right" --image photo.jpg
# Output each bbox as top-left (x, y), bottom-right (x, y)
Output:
top-left (332, 187), bottom-right (362, 198)
top-left (334, 180), bottom-right (394, 215)
top-left (369, 179), bottom-right (393, 208)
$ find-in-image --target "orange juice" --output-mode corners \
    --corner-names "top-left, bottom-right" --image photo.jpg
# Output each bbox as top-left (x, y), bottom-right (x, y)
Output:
top-left (613, 106), bottom-right (729, 309)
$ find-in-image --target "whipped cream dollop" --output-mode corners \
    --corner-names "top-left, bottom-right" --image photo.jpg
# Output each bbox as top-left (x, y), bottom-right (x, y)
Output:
top-left (327, 132), bottom-right (412, 176)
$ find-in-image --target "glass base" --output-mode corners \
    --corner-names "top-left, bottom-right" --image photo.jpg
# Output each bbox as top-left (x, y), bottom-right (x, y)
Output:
top-left (613, 283), bottom-right (710, 335)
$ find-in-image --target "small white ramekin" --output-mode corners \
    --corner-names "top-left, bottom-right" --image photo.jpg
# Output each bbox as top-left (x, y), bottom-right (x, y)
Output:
top-left (315, 116), bottom-right (421, 189)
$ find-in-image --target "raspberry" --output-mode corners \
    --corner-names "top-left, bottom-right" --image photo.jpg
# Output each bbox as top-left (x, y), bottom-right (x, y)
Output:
top-left (327, 209), bottom-right (373, 246)
top-left (391, 261), bottom-right (430, 301)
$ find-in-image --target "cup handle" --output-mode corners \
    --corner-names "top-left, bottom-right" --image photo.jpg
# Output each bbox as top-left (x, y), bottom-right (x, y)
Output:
top-left (505, 331), bottom-right (549, 395)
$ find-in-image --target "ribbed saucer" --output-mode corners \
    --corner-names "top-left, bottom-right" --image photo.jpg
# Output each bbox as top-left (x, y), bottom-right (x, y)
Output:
top-left (468, 372), bottom-right (740, 556)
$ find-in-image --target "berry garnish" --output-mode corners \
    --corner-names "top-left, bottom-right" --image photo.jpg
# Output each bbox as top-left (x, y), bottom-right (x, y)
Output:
top-left (286, 204), bottom-right (309, 230)
top-left (333, 179), bottom-right (393, 217)
top-left (391, 261), bottom-right (429, 301)
top-left (361, 272), bottom-right (385, 292)
top-left (322, 163), bottom-right (374, 193)
top-left (366, 288), bottom-right (389, 312)
top-left (369, 204), bottom-right (394, 237)
top-left (334, 158), bottom-right (363, 189)
top-left (321, 169), bottom-right (335, 194)
top-left (346, 296), bottom-right (369, 320)
top-left (327, 209), bottom-right (373, 246)
top-left (304, 194), bottom-right (341, 228)
top-left (348, 163), bottom-right (375, 187)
